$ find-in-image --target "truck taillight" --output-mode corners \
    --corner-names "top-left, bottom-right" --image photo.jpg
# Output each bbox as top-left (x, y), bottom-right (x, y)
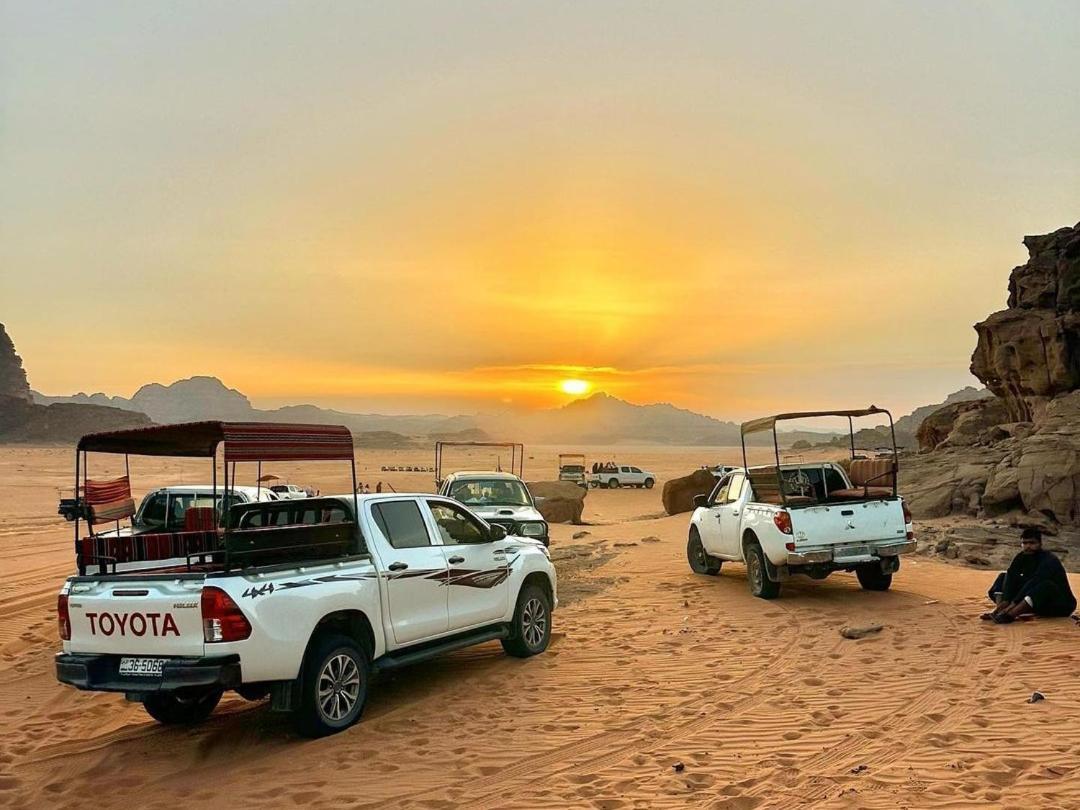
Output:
top-left (773, 511), bottom-right (793, 535)
top-left (201, 587), bottom-right (251, 643)
top-left (902, 501), bottom-right (913, 525)
top-left (57, 593), bottom-right (71, 641)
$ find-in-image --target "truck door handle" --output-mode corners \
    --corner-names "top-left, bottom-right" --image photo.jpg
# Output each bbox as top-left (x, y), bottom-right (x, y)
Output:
top-left (731, 510), bottom-right (740, 516)
top-left (447, 555), bottom-right (465, 564)
top-left (388, 562), bottom-right (408, 571)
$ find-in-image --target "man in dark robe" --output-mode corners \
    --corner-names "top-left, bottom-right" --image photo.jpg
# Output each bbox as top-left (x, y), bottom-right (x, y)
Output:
top-left (982, 528), bottom-right (1076, 623)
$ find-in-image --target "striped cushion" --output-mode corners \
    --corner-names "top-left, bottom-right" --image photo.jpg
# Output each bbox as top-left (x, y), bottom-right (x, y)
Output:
top-left (84, 476), bottom-right (136, 524)
top-left (848, 459), bottom-right (895, 488)
top-left (90, 497), bottom-right (137, 524)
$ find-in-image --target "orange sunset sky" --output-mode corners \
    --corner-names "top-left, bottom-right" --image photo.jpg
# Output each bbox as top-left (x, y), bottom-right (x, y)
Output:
top-left (2, 2), bottom-right (1078, 420)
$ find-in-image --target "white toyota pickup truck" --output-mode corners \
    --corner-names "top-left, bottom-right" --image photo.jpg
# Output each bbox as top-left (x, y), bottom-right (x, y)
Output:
top-left (56, 493), bottom-right (557, 737)
top-left (687, 408), bottom-right (915, 598)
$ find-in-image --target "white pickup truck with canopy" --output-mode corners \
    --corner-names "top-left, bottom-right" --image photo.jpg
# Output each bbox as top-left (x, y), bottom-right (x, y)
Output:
top-left (687, 407), bottom-right (915, 598)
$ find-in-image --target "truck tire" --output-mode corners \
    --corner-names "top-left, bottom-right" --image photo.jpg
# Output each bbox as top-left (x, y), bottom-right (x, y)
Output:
top-left (745, 541), bottom-right (781, 599)
top-left (687, 527), bottom-right (721, 575)
top-left (855, 563), bottom-right (893, 591)
top-left (608, 478), bottom-right (620, 489)
top-left (293, 632), bottom-right (370, 738)
top-left (502, 582), bottom-right (552, 658)
top-left (143, 687), bottom-right (222, 725)
top-left (644, 478), bottom-right (655, 489)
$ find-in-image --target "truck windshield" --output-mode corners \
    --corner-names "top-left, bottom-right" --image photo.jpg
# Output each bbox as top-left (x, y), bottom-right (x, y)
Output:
top-left (449, 480), bottom-right (532, 507)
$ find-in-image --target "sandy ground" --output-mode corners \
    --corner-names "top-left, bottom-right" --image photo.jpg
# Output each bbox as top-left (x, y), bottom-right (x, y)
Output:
top-left (2, 444), bottom-right (1080, 809)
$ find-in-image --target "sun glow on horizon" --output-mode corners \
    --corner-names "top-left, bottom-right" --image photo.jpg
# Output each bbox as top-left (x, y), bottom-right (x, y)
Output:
top-left (559, 378), bottom-right (591, 396)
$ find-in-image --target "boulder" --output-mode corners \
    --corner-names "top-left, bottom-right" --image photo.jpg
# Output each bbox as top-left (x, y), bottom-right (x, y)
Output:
top-left (662, 469), bottom-right (716, 515)
top-left (916, 397), bottom-right (1010, 451)
top-left (527, 480), bottom-right (586, 525)
top-left (528, 480), bottom-right (588, 501)
top-left (537, 497), bottom-right (584, 524)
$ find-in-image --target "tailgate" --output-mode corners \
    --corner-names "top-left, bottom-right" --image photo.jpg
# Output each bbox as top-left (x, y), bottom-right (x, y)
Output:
top-left (66, 577), bottom-right (206, 656)
top-left (789, 501), bottom-right (907, 550)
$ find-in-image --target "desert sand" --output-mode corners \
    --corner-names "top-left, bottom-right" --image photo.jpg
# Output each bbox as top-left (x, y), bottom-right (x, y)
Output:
top-left (2, 444), bottom-right (1079, 809)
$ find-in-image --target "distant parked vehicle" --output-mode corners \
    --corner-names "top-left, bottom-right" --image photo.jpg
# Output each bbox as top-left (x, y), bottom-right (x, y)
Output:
top-left (558, 453), bottom-right (587, 488)
top-left (269, 483), bottom-right (308, 500)
top-left (587, 464), bottom-right (656, 490)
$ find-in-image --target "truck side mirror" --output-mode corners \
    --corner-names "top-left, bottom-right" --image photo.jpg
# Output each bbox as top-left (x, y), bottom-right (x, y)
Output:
top-left (488, 524), bottom-right (508, 542)
top-left (693, 494), bottom-right (709, 509)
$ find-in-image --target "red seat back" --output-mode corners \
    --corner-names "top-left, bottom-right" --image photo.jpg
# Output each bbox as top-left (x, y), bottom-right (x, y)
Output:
top-left (184, 506), bottom-right (217, 531)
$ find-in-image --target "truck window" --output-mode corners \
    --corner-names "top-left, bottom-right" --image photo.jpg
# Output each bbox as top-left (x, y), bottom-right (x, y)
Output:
top-left (709, 476), bottom-right (731, 504)
top-left (372, 501), bottom-right (431, 549)
top-left (630, 467), bottom-right (642, 473)
top-left (726, 473), bottom-right (745, 503)
top-left (427, 501), bottom-right (488, 545)
top-left (620, 467), bottom-right (631, 474)
top-left (139, 493), bottom-right (168, 529)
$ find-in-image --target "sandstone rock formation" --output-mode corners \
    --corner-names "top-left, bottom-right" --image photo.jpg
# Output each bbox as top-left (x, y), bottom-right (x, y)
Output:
top-left (915, 397), bottom-right (1010, 451)
top-left (971, 222), bottom-right (1080, 422)
top-left (0, 325), bottom-right (152, 443)
top-left (901, 222), bottom-right (1080, 539)
top-left (528, 480), bottom-right (587, 524)
top-left (0, 324), bottom-right (32, 403)
top-left (662, 469), bottom-right (716, 515)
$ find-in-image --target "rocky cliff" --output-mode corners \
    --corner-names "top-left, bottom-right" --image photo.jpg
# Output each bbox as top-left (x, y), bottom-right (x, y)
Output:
top-left (903, 222), bottom-right (1080, 550)
top-left (970, 222), bottom-right (1080, 422)
top-left (0, 324), bottom-right (152, 443)
top-left (0, 324), bottom-right (32, 403)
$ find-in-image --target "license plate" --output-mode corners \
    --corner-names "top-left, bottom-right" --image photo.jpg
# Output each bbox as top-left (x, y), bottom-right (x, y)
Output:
top-left (118, 657), bottom-right (165, 677)
top-left (838, 544), bottom-right (869, 557)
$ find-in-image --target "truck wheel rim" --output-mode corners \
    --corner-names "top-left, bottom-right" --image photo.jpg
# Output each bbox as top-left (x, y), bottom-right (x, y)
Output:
top-left (522, 598), bottom-right (547, 649)
top-left (749, 554), bottom-right (763, 592)
top-left (690, 536), bottom-right (705, 570)
top-left (318, 653), bottom-right (361, 722)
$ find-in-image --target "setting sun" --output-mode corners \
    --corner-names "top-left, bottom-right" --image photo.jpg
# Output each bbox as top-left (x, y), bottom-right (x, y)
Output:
top-left (559, 379), bottom-right (591, 396)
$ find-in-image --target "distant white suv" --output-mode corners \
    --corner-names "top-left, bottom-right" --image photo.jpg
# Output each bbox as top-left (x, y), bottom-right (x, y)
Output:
top-left (269, 484), bottom-right (309, 500)
top-left (587, 465), bottom-right (656, 490)
top-left (438, 471), bottom-right (549, 546)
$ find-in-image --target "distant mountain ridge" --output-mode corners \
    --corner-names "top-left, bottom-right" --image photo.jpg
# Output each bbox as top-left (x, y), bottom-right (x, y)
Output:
top-left (30, 373), bottom-right (989, 449)
top-left (33, 375), bottom-right (481, 440)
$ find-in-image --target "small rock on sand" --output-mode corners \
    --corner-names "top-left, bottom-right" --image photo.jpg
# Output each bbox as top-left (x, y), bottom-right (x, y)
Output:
top-left (840, 624), bottom-right (884, 640)
top-left (1028, 691), bottom-right (1046, 704)
top-left (672, 761), bottom-right (685, 773)
top-left (613, 542), bottom-right (638, 548)
top-left (640, 536), bottom-right (661, 543)
top-left (572, 530), bottom-right (590, 539)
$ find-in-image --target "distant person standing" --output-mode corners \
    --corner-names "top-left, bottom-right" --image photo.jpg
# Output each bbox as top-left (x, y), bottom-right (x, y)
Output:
top-left (982, 528), bottom-right (1076, 623)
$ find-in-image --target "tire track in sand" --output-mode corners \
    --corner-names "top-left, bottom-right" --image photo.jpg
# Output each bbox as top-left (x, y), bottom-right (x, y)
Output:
top-left (757, 602), bottom-right (1008, 809)
top-left (370, 602), bottom-right (808, 809)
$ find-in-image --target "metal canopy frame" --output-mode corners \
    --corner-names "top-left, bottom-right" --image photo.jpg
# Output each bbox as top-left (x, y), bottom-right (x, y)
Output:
top-left (739, 406), bottom-right (898, 508)
top-left (73, 422), bottom-right (358, 575)
top-left (434, 441), bottom-right (525, 486)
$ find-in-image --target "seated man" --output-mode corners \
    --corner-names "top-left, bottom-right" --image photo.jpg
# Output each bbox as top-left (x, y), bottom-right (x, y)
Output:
top-left (982, 528), bottom-right (1077, 623)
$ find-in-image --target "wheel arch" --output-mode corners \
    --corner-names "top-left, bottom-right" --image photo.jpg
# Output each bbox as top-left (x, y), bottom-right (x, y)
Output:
top-left (741, 528), bottom-right (759, 554)
top-left (310, 609), bottom-right (376, 662)
top-left (519, 570), bottom-right (554, 607)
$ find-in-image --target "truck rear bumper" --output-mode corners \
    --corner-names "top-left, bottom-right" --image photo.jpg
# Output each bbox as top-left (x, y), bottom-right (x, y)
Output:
top-left (786, 539), bottom-right (916, 566)
top-left (56, 653), bottom-right (241, 693)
